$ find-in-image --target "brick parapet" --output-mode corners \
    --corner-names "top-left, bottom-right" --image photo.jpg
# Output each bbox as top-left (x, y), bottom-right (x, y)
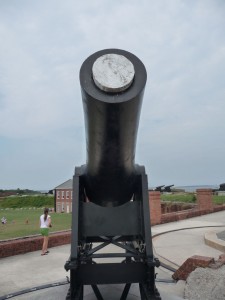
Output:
top-left (172, 254), bottom-right (225, 281)
top-left (161, 205), bottom-right (225, 224)
top-left (149, 191), bottom-right (161, 225)
top-left (213, 204), bottom-right (225, 212)
top-left (196, 188), bottom-right (213, 212)
top-left (161, 208), bottom-right (198, 223)
top-left (172, 255), bottom-right (214, 281)
top-left (0, 231), bottom-right (71, 258)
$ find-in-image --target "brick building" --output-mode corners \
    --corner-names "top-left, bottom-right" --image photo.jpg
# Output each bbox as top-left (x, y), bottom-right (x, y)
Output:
top-left (54, 179), bottom-right (73, 213)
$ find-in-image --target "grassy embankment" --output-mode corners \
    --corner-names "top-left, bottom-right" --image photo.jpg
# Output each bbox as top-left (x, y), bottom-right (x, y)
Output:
top-left (161, 193), bottom-right (225, 205)
top-left (0, 195), bottom-right (72, 240)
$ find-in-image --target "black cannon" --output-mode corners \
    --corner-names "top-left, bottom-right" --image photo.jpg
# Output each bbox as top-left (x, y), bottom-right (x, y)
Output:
top-left (65, 49), bottom-right (161, 299)
top-left (164, 185), bottom-right (174, 193)
top-left (219, 183), bottom-right (225, 191)
top-left (155, 185), bottom-right (165, 193)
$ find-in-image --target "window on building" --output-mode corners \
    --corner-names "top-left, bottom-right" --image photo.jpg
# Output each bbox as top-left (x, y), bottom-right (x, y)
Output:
top-left (57, 191), bottom-right (60, 199)
top-left (62, 202), bottom-right (64, 212)
top-left (66, 191), bottom-right (69, 199)
top-left (62, 191), bottom-right (64, 199)
top-left (57, 202), bottom-right (61, 213)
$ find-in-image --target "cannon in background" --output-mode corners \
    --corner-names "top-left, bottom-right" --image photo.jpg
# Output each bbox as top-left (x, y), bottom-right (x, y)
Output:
top-left (164, 185), bottom-right (174, 193)
top-left (219, 183), bottom-right (225, 191)
top-left (65, 49), bottom-right (161, 299)
top-left (155, 185), bottom-right (165, 193)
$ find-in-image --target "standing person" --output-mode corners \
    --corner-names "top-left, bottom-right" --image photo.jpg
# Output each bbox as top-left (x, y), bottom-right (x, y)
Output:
top-left (1, 216), bottom-right (7, 224)
top-left (40, 208), bottom-right (51, 256)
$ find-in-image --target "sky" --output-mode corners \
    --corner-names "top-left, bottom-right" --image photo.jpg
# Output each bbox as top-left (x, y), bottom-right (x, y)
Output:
top-left (0, 0), bottom-right (225, 190)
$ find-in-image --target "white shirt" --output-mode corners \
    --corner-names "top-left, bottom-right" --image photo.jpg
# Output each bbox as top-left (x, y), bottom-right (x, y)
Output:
top-left (40, 214), bottom-right (51, 228)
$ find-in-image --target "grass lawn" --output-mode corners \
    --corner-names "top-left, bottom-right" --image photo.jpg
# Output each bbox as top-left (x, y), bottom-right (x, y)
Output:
top-left (213, 195), bottom-right (225, 205)
top-left (161, 194), bottom-right (196, 203)
top-left (161, 194), bottom-right (225, 205)
top-left (0, 209), bottom-right (72, 240)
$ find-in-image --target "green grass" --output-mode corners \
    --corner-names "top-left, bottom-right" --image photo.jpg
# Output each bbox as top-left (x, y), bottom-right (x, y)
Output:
top-left (213, 195), bottom-right (225, 205)
top-left (161, 194), bottom-right (197, 203)
top-left (0, 209), bottom-right (72, 240)
top-left (0, 195), bottom-right (54, 209)
top-left (161, 193), bottom-right (225, 205)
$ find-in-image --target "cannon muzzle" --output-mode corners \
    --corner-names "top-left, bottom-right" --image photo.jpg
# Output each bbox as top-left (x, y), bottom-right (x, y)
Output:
top-left (80, 49), bottom-right (147, 206)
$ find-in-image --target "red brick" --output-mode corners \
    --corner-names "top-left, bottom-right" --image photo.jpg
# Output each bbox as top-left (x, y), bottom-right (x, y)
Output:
top-left (149, 191), bottom-right (161, 225)
top-left (0, 231), bottom-right (71, 258)
top-left (172, 255), bottom-right (214, 281)
top-left (196, 189), bottom-right (213, 212)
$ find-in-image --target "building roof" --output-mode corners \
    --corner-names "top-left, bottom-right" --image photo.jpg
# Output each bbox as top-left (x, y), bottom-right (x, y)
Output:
top-left (54, 179), bottom-right (72, 190)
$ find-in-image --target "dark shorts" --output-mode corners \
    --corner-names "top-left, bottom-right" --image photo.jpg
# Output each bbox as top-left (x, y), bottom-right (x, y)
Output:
top-left (40, 228), bottom-right (49, 236)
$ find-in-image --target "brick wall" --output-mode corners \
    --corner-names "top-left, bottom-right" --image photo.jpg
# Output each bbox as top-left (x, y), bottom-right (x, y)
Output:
top-left (0, 231), bottom-right (71, 258)
top-left (56, 189), bottom-right (73, 213)
top-left (172, 255), bottom-right (214, 280)
top-left (161, 208), bottom-right (200, 223)
top-left (161, 202), bottom-right (196, 214)
top-left (172, 254), bottom-right (225, 280)
top-left (150, 188), bottom-right (225, 225)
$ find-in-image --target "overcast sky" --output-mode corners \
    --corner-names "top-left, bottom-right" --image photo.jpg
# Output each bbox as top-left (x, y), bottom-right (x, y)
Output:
top-left (0, 0), bottom-right (224, 190)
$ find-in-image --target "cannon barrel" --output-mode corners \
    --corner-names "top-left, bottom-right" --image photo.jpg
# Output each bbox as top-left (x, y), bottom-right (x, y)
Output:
top-left (79, 49), bottom-right (147, 206)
